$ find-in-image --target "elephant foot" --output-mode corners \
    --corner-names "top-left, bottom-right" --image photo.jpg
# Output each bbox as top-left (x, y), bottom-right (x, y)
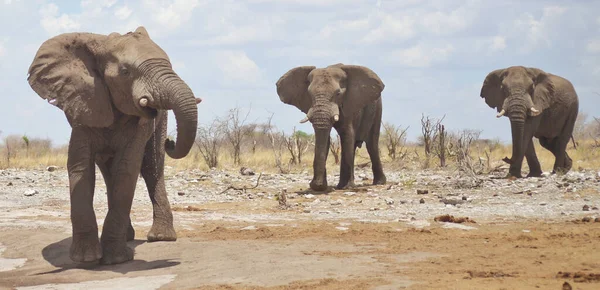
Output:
top-left (309, 180), bottom-right (328, 192)
top-left (505, 172), bottom-right (522, 180)
top-left (147, 222), bottom-right (177, 242)
top-left (100, 242), bottom-right (134, 265)
top-left (336, 180), bottom-right (356, 190)
top-left (70, 233), bottom-right (102, 263)
top-left (126, 223), bottom-right (135, 241)
top-left (526, 170), bottom-right (543, 178)
top-left (373, 174), bottom-right (386, 185)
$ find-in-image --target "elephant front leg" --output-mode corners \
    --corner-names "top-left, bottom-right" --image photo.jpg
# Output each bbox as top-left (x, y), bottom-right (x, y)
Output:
top-left (100, 135), bottom-right (149, 265)
top-left (142, 112), bottom-right (176, 242)
top-left (67, 130), bottom-right (102, 263)
top-left (337, 126), bottom-right (356, 190)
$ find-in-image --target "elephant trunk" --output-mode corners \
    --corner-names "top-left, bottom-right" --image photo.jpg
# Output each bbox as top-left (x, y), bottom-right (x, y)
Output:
top-left (310, 128), bottom-right (331, 191)
top-left (141, 60), bottom-right (198, 159)
top-left (508, 111), bottom-right (526, 177)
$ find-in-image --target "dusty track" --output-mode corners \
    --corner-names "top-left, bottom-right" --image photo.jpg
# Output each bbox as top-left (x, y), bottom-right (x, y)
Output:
top-left (0, 167), bottom-right (599, 289)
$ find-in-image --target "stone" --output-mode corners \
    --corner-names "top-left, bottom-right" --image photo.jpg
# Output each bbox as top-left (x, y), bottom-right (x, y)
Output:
top-left (343, 192), bottom-right (357, 196)
top-left (384, 198), bottom-right (394, 205)
top-left (304, 194), bottom-right (315, 199)
top-left (582, 205), bottom-right (590, 211)
top-left (417, 189), bottom-right (429, 195)
top-left (46, 166), bottom-right (58, 172)
top-left (177, 191), bottom-right (185, 196)
top-left (330, 199), bottom-right (343, 206)
top-left (239, 167), bottom-right (255, 176)
top-left (419, 198), bottom-right (425, 204)
top-left (24, 189), bottom-right (38, 197)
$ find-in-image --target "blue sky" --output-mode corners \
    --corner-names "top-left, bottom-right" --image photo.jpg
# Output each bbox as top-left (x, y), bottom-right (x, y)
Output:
top-left (0, 0), bottom-right (599, 145)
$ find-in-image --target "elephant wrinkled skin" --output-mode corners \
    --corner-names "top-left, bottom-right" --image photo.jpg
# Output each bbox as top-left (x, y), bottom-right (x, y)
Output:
top-left (276, 64), bottom-right (386, 191)
top-left (27, 27), bottom-right (200, 264)
top-left (480, 66), bottom-right (579, 178)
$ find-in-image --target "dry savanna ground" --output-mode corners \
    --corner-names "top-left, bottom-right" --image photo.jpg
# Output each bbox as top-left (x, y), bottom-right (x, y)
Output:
top-left (0, 126), bottom-right (599, 289)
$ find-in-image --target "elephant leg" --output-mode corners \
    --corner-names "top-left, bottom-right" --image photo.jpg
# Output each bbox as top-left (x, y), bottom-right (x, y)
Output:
top-left (337, 126), bottom-right (356, 189)
top-left (67, 128), bottom-right (102, 263)
top-left (366, 125), bottom-right (385, 185)
top-left (554, 109), bottom-right (577, 174)
top-left (525, 140), bottom-right (542, 178)
top-left (142, 111), bottom-right (176, 242)
top-left (100, 128), bottom-right (150, 265)
top-left (97, 158), bottom-right (135, 241)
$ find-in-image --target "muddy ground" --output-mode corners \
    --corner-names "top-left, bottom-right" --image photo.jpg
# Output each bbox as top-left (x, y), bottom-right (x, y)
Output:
top-left (0, 166), bottom-right (599, 290)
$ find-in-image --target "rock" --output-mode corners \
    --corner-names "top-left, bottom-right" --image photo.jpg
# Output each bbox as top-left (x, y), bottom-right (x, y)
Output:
top-left (441, 198), bottom-right (464, 206)
top-left (595, 217), bottom-right (600, 223)
top-left (304, 194), bottom-right (315, 199)
top-left (177, 191), bottom-right (185, 196)
top-left (335, 227), bottom-right (349, 231)
top-left (384, 198), bottom-right (394, 205)
top-left (355, 199), bottom-right (363, 204)
top-left (583, 205), bottom-right (590, 211)
top-left (256, 192), bottom-right (265, 198)
top-left (369, 207), bottom-right (380, 211)
top-left (539, 202), bottom-right (547, 206)
top-left (24, 189), bottom-right (38, 197)
top-left (7, 182), bottom-right (12, 186)
top-left (46, 166), bottom-right (58, 172)
top-left (239, 167), bottom-right (255, 176)
top-left (330, 199), bottom-right (343, 206)
top-left (462, 196), bottom-right (468, 201)
top-left (343, 191), bottom-right (357, 196)
top-left (419, 198), bottom-right (425, 204)
top-left (593, 206), bottom-right (599, 211)
top-left (417, 189), bottom-right (429, 195)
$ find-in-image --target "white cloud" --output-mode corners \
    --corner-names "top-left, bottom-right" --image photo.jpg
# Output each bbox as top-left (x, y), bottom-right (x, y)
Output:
top-left (387, 43), bottom-right (454, 68)
top-left (143, 0), bottom-right (200, 30)
top-left (214, 50), bottom-right (263, 84)
top-left (509, 5), bottom-right (567, 53)
top-left (4, 0), bottom-right (19, 4)
top-left (114, 5), bottom-right (132, 20)
top-left (0, 42), bottom-right (4, 57)
top-left (586, 39), bottom-right (600, 53)
top-left (39, 3), bottom-right (81, 36)
top-left (361, 13), bottom-right (415, 44)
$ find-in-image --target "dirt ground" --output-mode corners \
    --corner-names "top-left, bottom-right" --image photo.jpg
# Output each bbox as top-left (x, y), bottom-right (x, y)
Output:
top-left (0, 167), bottom-right (599, 289)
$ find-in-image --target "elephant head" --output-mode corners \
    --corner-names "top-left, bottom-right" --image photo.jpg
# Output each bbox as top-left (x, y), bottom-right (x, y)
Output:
top-left (276, 64), bottom-right (384, 190)
top-left (27, 26), bottom-right (199, 159)
top-left (480, 66), bottom-right (554, 172)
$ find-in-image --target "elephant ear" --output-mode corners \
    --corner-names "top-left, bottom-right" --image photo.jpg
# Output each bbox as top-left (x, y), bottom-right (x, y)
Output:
top-left (276, 66), bottom-right (315, 114)
top-left (27, 33), bottom-right (114, 128)
top-left (339, 65), bottom-right (384, 117)
top-left (526, 67), bottom-right (554, 112)
top-left (480, 68), bottom-right (506, 113)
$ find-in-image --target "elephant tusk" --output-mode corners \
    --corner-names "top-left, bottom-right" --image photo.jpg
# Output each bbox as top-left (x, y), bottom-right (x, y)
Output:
top-left (496, 109), bottom-right (505, 118)
top-left (139, 97), bottom-right (149, 107)
top-left (195, 97), bottom-right (202, 104)
top-left (333, 114), bottom-right (339, 122)
top-left (299, 116), bottom-right (309, 123)
top-left (530, 107), bottom-right (540, 116)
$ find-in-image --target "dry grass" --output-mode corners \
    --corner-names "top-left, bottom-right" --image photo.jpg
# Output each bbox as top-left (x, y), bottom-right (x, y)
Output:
top-left (1, 138), bottom-right (598, 174)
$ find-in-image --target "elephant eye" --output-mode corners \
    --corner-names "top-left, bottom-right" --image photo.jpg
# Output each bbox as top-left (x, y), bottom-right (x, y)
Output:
top-left (119, 66), bottom-right (130, 76)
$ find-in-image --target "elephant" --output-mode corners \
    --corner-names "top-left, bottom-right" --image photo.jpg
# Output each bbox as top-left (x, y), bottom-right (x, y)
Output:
top-left (480, 66), bottom-right (579, 178)
top-left (27, 27), bottom-right (200, 264)
top-left (276, 63), bottom-right (386, 191)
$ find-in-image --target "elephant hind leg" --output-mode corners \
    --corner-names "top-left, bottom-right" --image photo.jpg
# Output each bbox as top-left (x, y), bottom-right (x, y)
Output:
top-left (366, 126), bottom-right (385, 186)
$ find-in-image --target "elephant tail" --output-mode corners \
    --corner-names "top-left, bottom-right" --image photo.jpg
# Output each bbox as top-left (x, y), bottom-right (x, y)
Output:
top-left (571, 135), bottom-right (577, 150)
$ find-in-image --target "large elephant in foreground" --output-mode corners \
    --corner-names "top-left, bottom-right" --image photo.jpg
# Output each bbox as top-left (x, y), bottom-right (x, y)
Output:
top-left (27, 27), bottom-right (200, 264)
top-left (480, 66), bottom-right (579, 178)
top-left (276, 64), bottom-right (386, 191)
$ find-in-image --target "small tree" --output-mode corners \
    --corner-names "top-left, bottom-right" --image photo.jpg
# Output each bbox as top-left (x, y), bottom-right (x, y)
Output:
top-left (195, 119), bottom-right (222, 169)
top-left (22, 135), bottom-right (30, 157)
top-left (329, 134), bottom-right (341, 165)
top-left (382, 122), bottom-right (409, 161)
top-left (221, 106), bottom-right (254, 166)
top-left (420, 114), bottom-right (445, 167)
top-left (265, 114), bottom-right (289, 174)
top-left (453, 129), bottom-right (482, 175)
top-left (432, 124), bottom-right (447, 167)
top-left (283, 127), bottom-right (312, 165)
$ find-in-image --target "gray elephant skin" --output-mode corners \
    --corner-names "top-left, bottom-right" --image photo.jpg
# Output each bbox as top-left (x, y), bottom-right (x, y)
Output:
top-left (27, 27), bottom-right (200, 264)
top-left (480, 66), bottom-right (579, 178)
top-left (276, 64), bottom-right (386, 191)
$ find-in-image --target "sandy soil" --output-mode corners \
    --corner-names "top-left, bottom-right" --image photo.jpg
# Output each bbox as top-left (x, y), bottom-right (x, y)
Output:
top-left (0, 166), bottom-right (599, 289)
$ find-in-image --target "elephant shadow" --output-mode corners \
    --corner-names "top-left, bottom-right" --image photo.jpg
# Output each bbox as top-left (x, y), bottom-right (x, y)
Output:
top-left (294, 183), bottom-right (377, 195)
top-left (37, 237), bottom-right (179, 275)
